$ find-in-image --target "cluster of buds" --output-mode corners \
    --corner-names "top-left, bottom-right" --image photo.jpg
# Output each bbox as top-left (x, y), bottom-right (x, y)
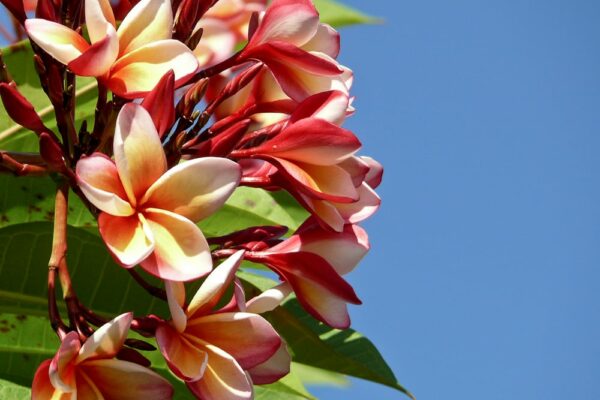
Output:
top-left (0, 0), bottom-right (383, 398)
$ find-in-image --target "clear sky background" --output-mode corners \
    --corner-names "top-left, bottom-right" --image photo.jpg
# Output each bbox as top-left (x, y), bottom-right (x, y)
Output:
top-left (312, 1), bottom-right (600, 399)
top-left (2, 1), bottom-right (600, 399)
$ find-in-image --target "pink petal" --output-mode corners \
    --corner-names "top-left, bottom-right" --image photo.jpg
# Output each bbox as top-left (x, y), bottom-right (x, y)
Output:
top-left (361, 156), bottom-right (384, 189)
top-left (187, 250), bottom-right (245, 317)
top-left (247, 341), bottom-right (291, 385)
top-left (299, 194), bottom-right (345, 232)
top-left (249, 0), bottom-right (318, 47)
top-left (165, 280), bottom-right (187, 333)
top-left (156, 323), bottom-right (208, 382)
top-left (141, 208), bottom-right (212, 281)
top-left (49, 331), bottom-right (80, 393)
top-left (117, 0), bottom-right (174, 55)
top-left (289, 90), bottom-right (350, 126)
top-left (85, 0), bottom-right (116, 44)
top-left (76, 313), bottom-right (133, 363)
top-left (301, 23), bottom-right (340, 58)
top-left (79, 359), bottom-right (174, 399)
top-left (68, 24), bottom-right (119, 77)
top-left (338, 156), bottom-right (370, 188)
top-left (108, 40), bottom-right (198, 98)
top-left (186, 344), bottom-right (253, 400)
top-left (246, 282), bottom-right (293, 314)
top-left (268, 157), bottom-right (359, 202)
top-left (76, 153), bottom-right (134, 216)
top-left (98, 213), bottom-right (155, 267)
top-left (336, 183), bottom-right (381, 224)
top-left (32, 360), bottom-right (70, 400)
top-left (186, 312), bottom-right (281, 369)
top-left (113, 103), bottom-right (167, 205)
top-left (25, 19), bottom-right (89, 65)
top-left (141, 157), bottom-right (241, 222)
top-left (292, 278), bottom-right (352, 329)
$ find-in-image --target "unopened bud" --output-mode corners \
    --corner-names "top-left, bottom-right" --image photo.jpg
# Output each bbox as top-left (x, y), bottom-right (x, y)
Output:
top-left (0, 83), bottom-right (47, 134)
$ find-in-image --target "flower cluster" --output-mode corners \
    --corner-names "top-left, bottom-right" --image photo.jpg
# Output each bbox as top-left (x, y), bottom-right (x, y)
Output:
top-left (0, 0), bottom-right (383, 398)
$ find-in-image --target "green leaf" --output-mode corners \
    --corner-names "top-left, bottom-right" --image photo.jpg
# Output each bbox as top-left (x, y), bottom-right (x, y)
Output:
top-left (199, 187), bottom-right (308, 236)
top-left (0, 378), bottom-right (31, 399)
top-left (0, 174), bottom-right (95, 229)
top-left (314, 0), bottom-right (381, 28)
top-left (0, 42), bottom-right (97, 152)
top-left (0, 222), bottom-right (169, 319)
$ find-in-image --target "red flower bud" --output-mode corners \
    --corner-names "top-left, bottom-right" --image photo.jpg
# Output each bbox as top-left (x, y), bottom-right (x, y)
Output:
top-left (0, 82), bottom-right (48, 134)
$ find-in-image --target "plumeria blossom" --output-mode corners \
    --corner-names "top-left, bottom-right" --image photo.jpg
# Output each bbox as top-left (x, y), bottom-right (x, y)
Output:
top-left (246, 222), bottom-right (368, 328)
top-left (25, 0), bottom-right (198, 97)
top-left (76, 103), bottom-right (241, 281)
top-left (238, 0), bottom-right (351, 102)
top-left (32, 313), bottom-right (173, 399)
top-left (156, 251), bottom-right (288, 399)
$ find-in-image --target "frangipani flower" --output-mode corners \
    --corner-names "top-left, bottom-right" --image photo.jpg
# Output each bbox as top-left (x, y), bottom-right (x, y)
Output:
top-left (25, 0), bottom-right (198, 98)
top-left (156, 251), bottom-right (288, 399)
top-left (246, 222), bottom-right (366, 328)
top-left (239, 0), bottom-right (349, 102)
top-left (76, 103), bottom-right (241, 281)
top-left (32, 313), bottom-right (173, 400)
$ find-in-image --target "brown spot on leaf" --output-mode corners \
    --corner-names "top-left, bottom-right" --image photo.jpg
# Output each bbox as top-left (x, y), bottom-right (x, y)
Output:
top-left (16, 315), bottom-right (27, 321)
top-left (0, 327), bottom-right (8, 333)
top-left (28, 205), bottom-right (42, 213)
top-left (244, 199), bottom-right (256, 208)
top-left (20, 186), bottom-right (28, 192)
top-left (35, 193), bottom-right (44, 200)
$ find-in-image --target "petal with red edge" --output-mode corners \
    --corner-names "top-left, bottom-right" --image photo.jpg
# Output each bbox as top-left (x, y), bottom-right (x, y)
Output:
top-left (49, 331), bottom-right (80, 393)
top-left (25, 19), bottom-right (89, 65)
top-left (186, 312), bottom-right (280, 370)
top-left (76, 154), bottom-right (133, 216)
top-left (113, 103), bottom-right (167, 204)
top-left (98, 213), bottom-right (155, 267)
top-left (156, 324), bottom-right (208, 382)
top-left (291, 278), bottom-right (351, 329)
top-left (108, 40), bottom-right (198, 98)
top-left (68, 24), bottom-right (118, 77)
top-left (32, 359), bottom-right (70, 400)
top-left (186, 343), bottom-right (253, 400)
top-left (361, 156), bottom-right (384, 189)
top-left (76, 313), bottom-right (133, 363)
top-left (250, 118), bottom-right (360, 166)
top-left (141, 209), bottom-right (211, 281)
top-left (117, 0), bottom-right (174, 55)
top-left (187, 250), bottom-right (245, 317)
top-left (141, 157), bottom-right (240, 222)
top-left (247, 341), bottom-right (291, 385)
top-left (79, 359), bottom-right (174, 399)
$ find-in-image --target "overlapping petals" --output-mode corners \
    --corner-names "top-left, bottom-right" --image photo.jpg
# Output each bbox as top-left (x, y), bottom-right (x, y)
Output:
top-left (238, 0), bottom-right (349, 102)
top-left (25, 0), bottom-right (198, 97)
top-left (32, 314), bottom-right (173, 400)
top-left (156, 251), bottom-right (288, 400)
top-left (76, 103), bottom-right (241, 281)
top-left (247, 222), bottom-right (368, 328)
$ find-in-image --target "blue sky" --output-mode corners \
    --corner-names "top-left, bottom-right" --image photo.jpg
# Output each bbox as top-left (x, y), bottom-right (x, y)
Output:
top-left (312, 0), bottom-right (600, 399)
